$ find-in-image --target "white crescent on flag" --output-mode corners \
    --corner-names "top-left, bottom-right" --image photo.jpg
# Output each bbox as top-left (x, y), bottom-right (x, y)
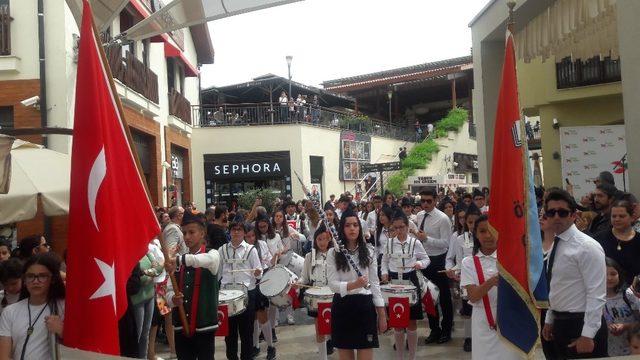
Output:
top-left (321, 307), bottom-right (331, 323)
top-left (87, 146), bottom-right (106, 231)
top-left (217, 309), bottom-right (225, 323)
top-left (392, 302), bottom-right (405, 318)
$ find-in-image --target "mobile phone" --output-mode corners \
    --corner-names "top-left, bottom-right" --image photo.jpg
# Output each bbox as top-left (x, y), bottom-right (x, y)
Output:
top-left (565, 178), bottom-right (570, 185)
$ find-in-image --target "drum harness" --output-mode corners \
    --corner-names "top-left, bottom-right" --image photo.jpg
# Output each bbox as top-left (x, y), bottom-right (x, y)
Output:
top-left (221, 242), bottom-right (257, 285)
top-left (310, 249), bottom-right (328, 286)
top-left (386, 237), bottom-right (418, 282)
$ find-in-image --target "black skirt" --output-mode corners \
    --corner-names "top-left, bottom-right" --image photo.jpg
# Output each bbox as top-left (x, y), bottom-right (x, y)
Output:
top-left (460, 299), bottom-right (472, 317)
top-left (388, 270), bottom-right (424, 320)
top-left (331, 293), bottom-right (379, 349)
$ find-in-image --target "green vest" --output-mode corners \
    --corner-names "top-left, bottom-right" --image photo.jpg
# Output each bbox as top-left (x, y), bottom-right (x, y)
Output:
top-left (173, 255), bottom-right (220, 333)
top-left (131, 253), bottom-right (156, 306)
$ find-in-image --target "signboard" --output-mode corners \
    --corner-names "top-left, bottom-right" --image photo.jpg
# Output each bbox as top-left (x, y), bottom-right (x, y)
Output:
top-left (339, 131), bottom-right (371, 180)
top-left (361, 161), bottom-right (402, 173)
top-left (204, 151), bottom-right (291, 180)
top-left (408, 176), bottom-right (439, 185)
top-left (171, 152), bottom-right (183, 179)
top-left (453, 153), bottom-right (479, 173)
top-left (560, 125), bottom-right (626, 199)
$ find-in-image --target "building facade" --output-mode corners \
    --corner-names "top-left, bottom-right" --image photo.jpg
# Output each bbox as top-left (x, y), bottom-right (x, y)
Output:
top-left (0, 0), bottom-right (213, 250)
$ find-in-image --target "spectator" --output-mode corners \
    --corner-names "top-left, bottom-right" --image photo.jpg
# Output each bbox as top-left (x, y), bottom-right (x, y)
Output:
top-left (603, 257), bottom-right (640, 357)
top-left (324, 195), bottom-right (335, 211)
top-left (163, 206), bottom-right (187, 256)
top-left (399, 147), bottom-right (407, 161)
top-left (595, 199), bottom-right (640, 278)
top-left (595, 171), bottom-right (616, 187)
top-left (414, 121), bottom-right (423, 141)
top-left (588, 183), bottom-right (618, 235)
top-left (279, 91), bottom-right (288, 121)
top-left (0, 259), bottom-right (22, 314)
top-left (472, 189), bottom-right (489, 214)
top-left (427, 123), bottom-right (434, 137)
top-left (311, 95), bottom-right (320, 125)
top-left (207, 205), bottom-right (229, 250)
top-left (213, 106), bottom-right (225, 124)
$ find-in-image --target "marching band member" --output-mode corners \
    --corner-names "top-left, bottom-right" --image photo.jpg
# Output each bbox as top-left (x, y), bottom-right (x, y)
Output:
top-left (219, 216), bottom-right (266, 360)
top-left (445, 204), bottom-right (481, 352)
top-left (381, 210), bottom-right (430, 360)
top-left (375, 207), bottom-right (395, 276)
top-left (460, 215), bottom-right (519, 360)
top-left (244, 223), bottom-right (277, 359)
top-left (166, 211), bottom-right (221, 360)
top-left (273, 208), bottom-right (303, 325)
top-left (327, 208), bottom-right (387, 360)
top-left (255, 215), bottom-right (285, 343)
top-left (296, 223), bottom-right (333, 359)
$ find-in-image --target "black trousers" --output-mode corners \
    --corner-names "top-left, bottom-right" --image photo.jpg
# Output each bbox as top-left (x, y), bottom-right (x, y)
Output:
top-left (225, 289), bottom-right (257, 360)
top-left (421, 253), bottom-right (452, 335)
top-left (550, 311), bottom-right (608, 359)
top-left (175, 330), bottom-right (216, 360)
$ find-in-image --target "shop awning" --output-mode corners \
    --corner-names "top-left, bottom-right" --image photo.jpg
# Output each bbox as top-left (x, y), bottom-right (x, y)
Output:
top-left (0, 139), bottom-right (70, 225)
top-left (164, 41), bottom-right (199, 77)
top-left (0, 135), bottom-right (12, 194)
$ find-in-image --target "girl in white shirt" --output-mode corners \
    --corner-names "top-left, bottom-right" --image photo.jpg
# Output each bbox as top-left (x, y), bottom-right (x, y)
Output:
top-left (0, 253), bottom-right (65, 360)
top-left (374, 207), bottom-right (395, 270)
top-left (272, 209), bottom-right (299, 325)
top-left (327, 209), bottom-right (387, 360)
top-left (0, 259), bottom-right (23, 314)
top-left (460, 215), bottom-right (519, 360)
top-left (255, 215), bottom-right (284, 344)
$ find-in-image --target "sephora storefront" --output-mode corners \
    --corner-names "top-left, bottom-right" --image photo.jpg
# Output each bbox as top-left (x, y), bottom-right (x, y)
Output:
top-left (203, 151), bottom-right (292, 207)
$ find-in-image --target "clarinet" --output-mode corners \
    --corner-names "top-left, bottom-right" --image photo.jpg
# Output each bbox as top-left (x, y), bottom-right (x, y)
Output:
top-left (293, 172), bottom-right (370, 289)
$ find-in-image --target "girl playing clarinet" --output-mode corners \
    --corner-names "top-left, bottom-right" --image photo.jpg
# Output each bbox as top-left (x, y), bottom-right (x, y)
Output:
top-left (327, 208), bottom-right (387, 360)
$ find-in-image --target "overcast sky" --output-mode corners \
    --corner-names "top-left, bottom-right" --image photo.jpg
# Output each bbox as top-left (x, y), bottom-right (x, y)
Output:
top-left (201, 0), bottom-right (492, 89)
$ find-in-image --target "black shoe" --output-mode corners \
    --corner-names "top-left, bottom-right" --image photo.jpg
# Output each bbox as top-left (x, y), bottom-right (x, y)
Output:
top-left (267, 346), bottom-right (276, 360)
top-left (437, 334), bottom-right (452, 344)
top-left (272, 328), bottom-right (278, 343)
top-left (463, 338), bottom-right (472, 352)
top-left (424, 332), bottom-right (441, 344)
top-left (326, 340), bottom-right (334, 355)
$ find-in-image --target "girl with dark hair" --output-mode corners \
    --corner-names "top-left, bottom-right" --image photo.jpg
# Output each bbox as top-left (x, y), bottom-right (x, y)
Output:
top-left (296, 223), bottom-right (334, 359)
top-left (327, 209), bottom-right (386, 359)
top-left (0, 240), bottom-right (12, 263)
top-left (461, 215), bottom-right (519, 360)
top-left (445, 204), bottom-right (480, 352)
top-left (375, 207), bottom-right (395, 255)
top-left (438, 199), bottom-right (455, 225)
top-left (0, 253), bottom-right (65, 360)
top-left (595, 200), bottom-right (640, 278)
top-left (0, 259), bottom-right (23, 313)
top-left (271, 209), bottom-right (300, 325)
top-left (604, 257), bottom-right (640, 356)
top-left (17, 235), bottom-right (50, 261)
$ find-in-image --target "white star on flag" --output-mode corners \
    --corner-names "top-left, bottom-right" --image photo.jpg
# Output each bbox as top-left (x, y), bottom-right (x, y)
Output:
top-left (89, 258), bottom-right (116, 314)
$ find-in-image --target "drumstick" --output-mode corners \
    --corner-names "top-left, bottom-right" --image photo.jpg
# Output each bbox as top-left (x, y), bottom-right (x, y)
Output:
top-left (229, 268), bottom-right (261, 273)
top-left (296, 284), bottom-right (321, 289)
top-left (255, 279), bottom-right (271, 286)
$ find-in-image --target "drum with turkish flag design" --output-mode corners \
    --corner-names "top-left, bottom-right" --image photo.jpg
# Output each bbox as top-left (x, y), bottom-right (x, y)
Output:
top-left (316, 302), bottom-right (332, 335)
top-left (388, 297), bottom-right (410, 328)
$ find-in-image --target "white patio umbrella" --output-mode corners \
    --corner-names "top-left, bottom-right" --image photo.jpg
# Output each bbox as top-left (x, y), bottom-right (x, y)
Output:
top-left (0, 139), bottom-right (70, 225)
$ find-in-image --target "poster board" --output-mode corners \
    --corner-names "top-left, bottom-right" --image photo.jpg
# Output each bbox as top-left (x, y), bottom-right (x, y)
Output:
top-left (339, 131), bottom-right (371, 181)
top-left (559, 125), bottom-right (626, 199)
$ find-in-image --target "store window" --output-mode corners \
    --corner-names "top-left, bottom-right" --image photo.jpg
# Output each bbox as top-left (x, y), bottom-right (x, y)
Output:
top-left (170, 150), bottom-right (184, 207)
top-left (0, 106), bottom-right (13, 128)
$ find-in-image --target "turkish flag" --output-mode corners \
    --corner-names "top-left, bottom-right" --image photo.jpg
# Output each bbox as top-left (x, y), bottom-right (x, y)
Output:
top-left (316, 302), bottom-right (332, 335)
top-left (288, 287), bottom-right (300, 309)
top-left (216, 305), bottom-right (229, 337)
top-left (63, 0), bottom-right (160, 355)
top-left (388, 297), bottom-right (410, 329)
top-left (421, 289), bottom-right (437, 317)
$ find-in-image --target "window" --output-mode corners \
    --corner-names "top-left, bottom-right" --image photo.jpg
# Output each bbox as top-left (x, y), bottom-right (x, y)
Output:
top-left (0, 106), bottom-right (13, 129)
top-left (167, 58), bottom-right (175, 91)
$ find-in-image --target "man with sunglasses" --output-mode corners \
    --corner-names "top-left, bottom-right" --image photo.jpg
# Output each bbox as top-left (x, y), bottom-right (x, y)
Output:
top-left (413, 189), bottom-right (453, 344)
top-left (542, 189), bottom-right (607, 358)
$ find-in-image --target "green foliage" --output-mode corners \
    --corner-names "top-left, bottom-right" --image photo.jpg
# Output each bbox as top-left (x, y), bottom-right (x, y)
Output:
top-left (338, 114), bottom-right (372, 132)
top-left (385, 108), bottom-right (469, 196)
top-left (238, 188), bottom-right (280, 212)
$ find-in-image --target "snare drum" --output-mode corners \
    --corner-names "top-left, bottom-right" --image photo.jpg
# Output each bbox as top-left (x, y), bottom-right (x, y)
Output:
top-left (219, 289), bottom-right (247, 317)
top-left (259, 265), bottom-right (298, 308)
top-left (380, 284), bottom-right (418, 305)
top-left (303, 286), bottom-right (333, 312)
top-left (285, 252), bottom-right (305, 277)
top-left (416, 271), bottom-right (439, 304)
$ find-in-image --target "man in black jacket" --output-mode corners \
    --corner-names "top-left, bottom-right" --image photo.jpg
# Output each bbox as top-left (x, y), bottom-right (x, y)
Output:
top-left (587, 183), bottom-right (618, 235)
top-left (207, 205), bottom-right (229, 249)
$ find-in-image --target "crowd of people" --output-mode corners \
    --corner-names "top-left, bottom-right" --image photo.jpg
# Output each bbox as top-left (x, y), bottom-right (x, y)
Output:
top-left (1, 168), bottom-right (640, 359)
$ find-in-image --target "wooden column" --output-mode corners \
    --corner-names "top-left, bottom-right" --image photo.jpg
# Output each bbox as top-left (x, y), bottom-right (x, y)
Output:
top-left (451, 78), bottom-right (457, 109)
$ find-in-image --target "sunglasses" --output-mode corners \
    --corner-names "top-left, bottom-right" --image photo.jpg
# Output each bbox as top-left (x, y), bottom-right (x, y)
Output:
top-left (421, 199), bottom-right (434, 204)
top-left (544, 209), bottom-right (572, 218)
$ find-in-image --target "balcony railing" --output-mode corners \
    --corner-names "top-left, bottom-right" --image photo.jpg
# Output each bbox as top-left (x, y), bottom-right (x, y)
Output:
top-left (556, 56), bottom-right (621, 89)
top-left (169, 89), bottom-right (192, 125)
top-left (104, 44), bottom-right (159, 103)
top-left (192, 103), bottom-right (416, 141)
top-left (0, 5), bottom-right (12, 56)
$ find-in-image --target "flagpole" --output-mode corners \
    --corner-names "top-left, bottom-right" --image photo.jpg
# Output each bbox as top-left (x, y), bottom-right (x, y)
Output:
top-left (87, 6), bottom-right (191, 337)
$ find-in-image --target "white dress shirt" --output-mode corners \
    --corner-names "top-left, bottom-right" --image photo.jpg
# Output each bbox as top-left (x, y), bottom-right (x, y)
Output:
top-left (375, 227), bottom-right (392, 256)
top-left (254, 239), bottom-right (272, 270)
top-left (300, 249), bottom-right (329, 286)
top-left (326, 246), bottom-right (384, 307)
top-left (544, 224), bottom-right (606, 338)
top-left (446, 232), bottom-right (474, 271)
top-left (381, 236), bottom-right (430, 275)
top-left (220, 241), bottom-right (262, 290)
top-left (415, 208), bottom-right (453, 256)
top-left (167, 247), bottom-right (221, 307)
top-left (366, 210), bottom-right (377, 235)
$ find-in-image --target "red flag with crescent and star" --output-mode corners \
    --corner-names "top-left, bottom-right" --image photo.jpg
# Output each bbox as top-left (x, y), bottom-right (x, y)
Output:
top-left (317, 302), bottom-right (332, 335)
top-left (388, 297), bottom-right (410, 328)
top-left (216, 305), bottom-right (229, 337)
top-left (63, 0), bottom-right (160, 354)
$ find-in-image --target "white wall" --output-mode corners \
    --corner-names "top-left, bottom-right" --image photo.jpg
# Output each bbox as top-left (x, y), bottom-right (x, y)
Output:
top-left (190, 124), bottom-right (410, 208)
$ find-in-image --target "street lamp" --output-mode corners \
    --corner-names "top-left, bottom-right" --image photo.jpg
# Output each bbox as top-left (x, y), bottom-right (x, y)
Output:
top-left (387, 90), bottom-right (393, 124)
top-left (286, 55), bottom-right (293, 99)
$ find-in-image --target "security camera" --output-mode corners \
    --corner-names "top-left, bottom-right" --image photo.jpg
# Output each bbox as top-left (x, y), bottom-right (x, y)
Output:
top-left (20, 96), bottom-right (40, 107)
top-left (552, 118), bottom-right (560, 129)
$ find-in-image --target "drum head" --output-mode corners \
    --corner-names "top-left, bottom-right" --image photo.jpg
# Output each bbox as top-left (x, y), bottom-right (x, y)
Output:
top-left (306, 286), bottom-right (333, 296)
top-left (381, 284), bottom-right (416, 293)
top-left (260, 266), bottom-right (291, 297)
top-left (219, 289), bottom-right (244, 301)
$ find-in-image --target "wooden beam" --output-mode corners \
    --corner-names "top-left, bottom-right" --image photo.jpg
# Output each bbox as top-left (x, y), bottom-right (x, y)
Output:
top-left (0, 127), bottom-right (73, 136)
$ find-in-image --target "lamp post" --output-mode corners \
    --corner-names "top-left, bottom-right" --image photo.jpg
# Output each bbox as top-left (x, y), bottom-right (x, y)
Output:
top-left (387, 90), bottom-right (393, 124)
top-left (286, 55), bottom-right (293, 99)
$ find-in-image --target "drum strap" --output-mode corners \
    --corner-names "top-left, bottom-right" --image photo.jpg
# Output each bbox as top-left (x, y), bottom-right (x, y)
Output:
top-left (472, 255), bottom-right (496, 330)
top-left (179, 245), bottom-right (204, 337)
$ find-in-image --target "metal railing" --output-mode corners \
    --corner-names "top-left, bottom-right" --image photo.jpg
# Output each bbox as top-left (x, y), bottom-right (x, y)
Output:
top-left (169, 89), bottom-right (192, 125)
top-left (556, 56), bottom-right (621, 89)
top-left (104, 44), bottom-right (159, 104)
top-left (192, 103), bottom-right (416, 141)
top-left (0, 5), bottom-right (11, 56)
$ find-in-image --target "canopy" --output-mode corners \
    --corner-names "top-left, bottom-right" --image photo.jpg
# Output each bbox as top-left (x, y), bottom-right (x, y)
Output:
top-left (66, 0), bottom-right (302, 39)
top-left (0, 139), bottom-right (70, 225)
top-left (0, 135), bottom-right (12, 194)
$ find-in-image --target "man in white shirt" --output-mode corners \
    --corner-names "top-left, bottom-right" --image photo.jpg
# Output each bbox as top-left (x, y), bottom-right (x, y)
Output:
top-left (542, 189), bottom-right (607, 358)
top-left (164, 206), bottom-right (187, 256)
top-left (413, 189), bottom-right (453, 344)
top-left (366, 195), bottom-right (383, 238)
